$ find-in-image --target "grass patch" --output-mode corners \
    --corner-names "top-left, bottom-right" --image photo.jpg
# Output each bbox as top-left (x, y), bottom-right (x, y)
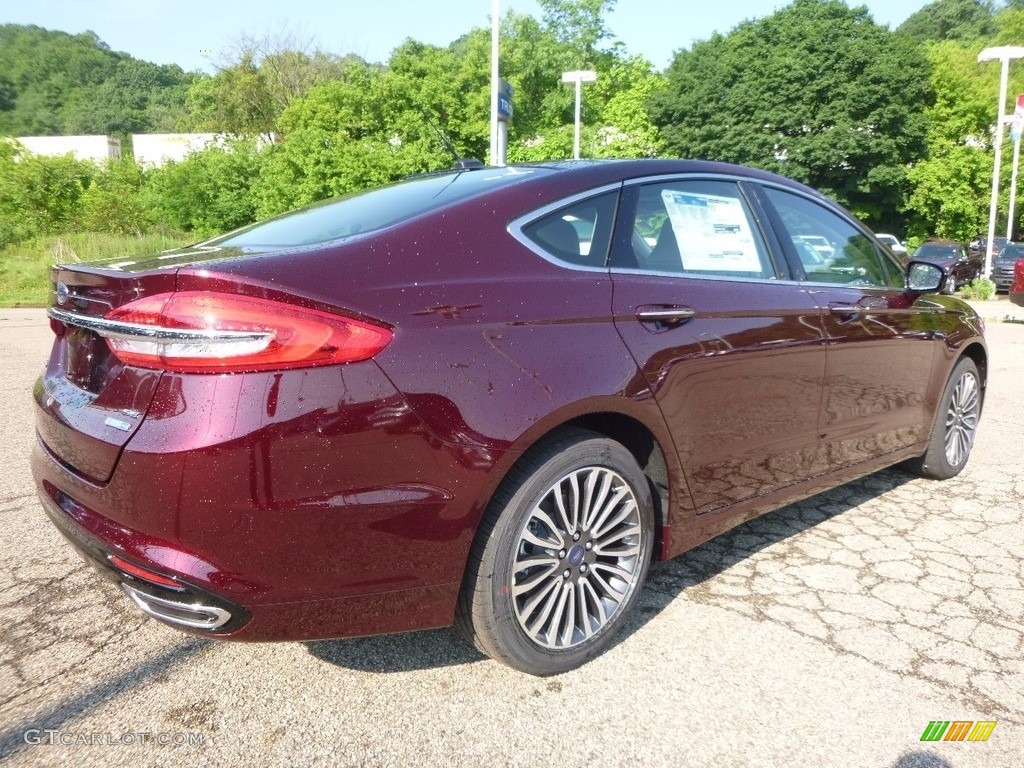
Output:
top-left (0, 231), bottom-right (193, 306)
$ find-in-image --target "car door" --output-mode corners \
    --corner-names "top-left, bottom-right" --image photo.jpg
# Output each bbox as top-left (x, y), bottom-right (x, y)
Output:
top-left (755, 184), bottom-right (939, 473)
top-left (608, 177), bottom-right (827, 515)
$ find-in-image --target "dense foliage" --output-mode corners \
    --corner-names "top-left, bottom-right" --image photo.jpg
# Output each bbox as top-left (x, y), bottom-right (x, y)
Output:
top-left (5, 0), bottom-right (1024, 254)
top-left (0, 25), bottom-right (194, 136)
top-left (649, 0), bottom-right (930, 228)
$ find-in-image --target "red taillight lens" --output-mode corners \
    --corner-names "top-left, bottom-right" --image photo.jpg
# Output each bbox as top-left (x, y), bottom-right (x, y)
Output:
top-left (101, 292), bottom-right (392, 373)
top-left (108, 554), bottom-right (183, 589)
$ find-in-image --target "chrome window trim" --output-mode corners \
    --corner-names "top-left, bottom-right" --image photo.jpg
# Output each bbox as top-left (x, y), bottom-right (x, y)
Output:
top-left (606, 268), bottom-right (788, 285)
top-left (507, 182), bottom-right (623, 273)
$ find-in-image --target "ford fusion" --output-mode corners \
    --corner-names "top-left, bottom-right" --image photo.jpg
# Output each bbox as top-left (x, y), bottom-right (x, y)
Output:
top-left (32, 160), bottom-right (986, 675)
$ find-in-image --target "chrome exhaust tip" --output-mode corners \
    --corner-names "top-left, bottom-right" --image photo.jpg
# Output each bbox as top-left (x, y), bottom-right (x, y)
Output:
top-left (122, 583), bottom-right (233, 631)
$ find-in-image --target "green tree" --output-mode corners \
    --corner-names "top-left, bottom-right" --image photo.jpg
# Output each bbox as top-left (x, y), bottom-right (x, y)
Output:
top-left (78, 157), bottom-right (153, 235)
top-left (185, 31), bottom-right (358, 136)
top-left (0, 25), bottom-right (192, 136)
top-left (253, 64), bottom-right (450, 216)
top-left (898, 0), bottom-right (996, 42)
top-left (648, 0), bottom-right (930, 228)
top-left (146, 141), bottom-right (262, 235)
top-left (0, 142), bottom-right (94, 245)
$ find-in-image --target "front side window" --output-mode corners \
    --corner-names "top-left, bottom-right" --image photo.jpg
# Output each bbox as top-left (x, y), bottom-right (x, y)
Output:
top-left (615, 180), bottom-right (774, 279)
top-left (763, 187), bottom-right (900, 288)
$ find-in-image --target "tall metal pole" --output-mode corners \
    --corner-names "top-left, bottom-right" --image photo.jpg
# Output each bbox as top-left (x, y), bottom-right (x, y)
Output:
top-left (979, 47), bottom-right (1024, 277)
top-left (573, 78), bottom-right (582, 160)
top-left (562, 70), bottom-right (596, 160)
top-left (1009, 135), bottom-right (1021, 241)
top-left (983, 57), bottom-right (1010, 277)
top-left (490, 0), bottom-right (499, 166)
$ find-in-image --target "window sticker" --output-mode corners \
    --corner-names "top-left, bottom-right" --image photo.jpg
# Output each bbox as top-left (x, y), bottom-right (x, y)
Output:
top-left (660, 190), bottom-right (762, 272)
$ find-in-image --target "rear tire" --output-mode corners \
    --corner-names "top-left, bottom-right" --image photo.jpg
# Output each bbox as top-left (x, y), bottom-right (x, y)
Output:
top-left (457, 429), bottom-right (654, 676)
top-left (904, 357), bottom-right (981, 480)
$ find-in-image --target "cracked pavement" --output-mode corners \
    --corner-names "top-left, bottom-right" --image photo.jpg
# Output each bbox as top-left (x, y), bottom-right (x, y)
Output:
top-left (1, 307), bottom-right (1021, 767)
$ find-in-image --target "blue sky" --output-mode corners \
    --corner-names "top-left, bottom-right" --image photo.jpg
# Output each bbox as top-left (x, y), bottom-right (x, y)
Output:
top-left (4, 0), bottom-right (929, 72)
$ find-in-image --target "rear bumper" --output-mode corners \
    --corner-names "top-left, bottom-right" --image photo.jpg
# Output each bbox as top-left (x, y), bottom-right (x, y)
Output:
top-left (34, 458), bottom-right (462, 641)
top-left (37, 478), bottom-right (251, 635)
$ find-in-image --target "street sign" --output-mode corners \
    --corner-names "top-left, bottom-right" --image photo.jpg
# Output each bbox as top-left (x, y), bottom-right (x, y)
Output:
top-left (498, 80), bottom-right (513, 121)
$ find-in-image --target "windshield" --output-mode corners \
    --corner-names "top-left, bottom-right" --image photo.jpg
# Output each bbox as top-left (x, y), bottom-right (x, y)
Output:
top-left (915, 244), bottom-right (959, 258)
top-left (997, 245), bottom-right (1024, 259)
top-left (208, 167), bottom-right (548, 248)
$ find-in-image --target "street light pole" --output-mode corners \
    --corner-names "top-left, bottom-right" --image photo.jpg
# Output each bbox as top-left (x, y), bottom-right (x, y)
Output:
top-left (561, 70), bottom-right (597, 160)
top-left (490, 0), bottom-right (500, 166)
top-left (978, 46), bottom-right (1024, 279)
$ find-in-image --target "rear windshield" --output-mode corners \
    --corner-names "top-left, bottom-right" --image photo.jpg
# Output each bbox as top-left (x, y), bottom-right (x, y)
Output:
top-left (210, 167), bottom-right (549, 248)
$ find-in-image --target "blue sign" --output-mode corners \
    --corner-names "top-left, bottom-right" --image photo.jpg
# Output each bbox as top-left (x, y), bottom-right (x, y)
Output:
top-left (498, 80), bottom-right (513, 121)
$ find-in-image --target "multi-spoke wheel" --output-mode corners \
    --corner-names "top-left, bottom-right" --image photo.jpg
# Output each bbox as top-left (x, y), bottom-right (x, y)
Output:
top-left (457, 429), bottom-right (654, 675)
top-left (905, 356), bottom-right (982, 480)
top-left (943, 369), bottom-right (979, 467)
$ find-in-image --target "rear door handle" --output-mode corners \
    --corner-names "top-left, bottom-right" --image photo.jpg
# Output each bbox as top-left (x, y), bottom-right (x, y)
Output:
top-left (829, 303), bottom-right (863, 321)
top-left (636, 307), bottom-right (696, 327)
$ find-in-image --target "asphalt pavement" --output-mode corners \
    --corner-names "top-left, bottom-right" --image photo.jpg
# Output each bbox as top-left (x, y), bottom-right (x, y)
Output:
top-left (1, 307), bottom-right (1021, 768)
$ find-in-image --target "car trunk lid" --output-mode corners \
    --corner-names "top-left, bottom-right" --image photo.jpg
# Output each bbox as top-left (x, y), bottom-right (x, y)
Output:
top-left (36, 264), bottom-right (178, 483)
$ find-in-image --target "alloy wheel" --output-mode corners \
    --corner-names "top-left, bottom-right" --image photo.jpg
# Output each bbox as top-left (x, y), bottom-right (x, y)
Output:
top-left (944, 370), bottom-right (979, 467)
top-left (511, 467), bottom-right (643, 650)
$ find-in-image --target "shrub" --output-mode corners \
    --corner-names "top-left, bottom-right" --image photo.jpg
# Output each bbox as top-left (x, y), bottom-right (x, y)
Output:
top-left (959, 277), bottom-right (996, 301)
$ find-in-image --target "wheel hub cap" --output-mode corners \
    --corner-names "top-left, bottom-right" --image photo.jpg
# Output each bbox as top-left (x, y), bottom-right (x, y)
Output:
top-left (944, 370), bottom-right (979, 467)
top-left (511, 466), bottom-right (643, 650)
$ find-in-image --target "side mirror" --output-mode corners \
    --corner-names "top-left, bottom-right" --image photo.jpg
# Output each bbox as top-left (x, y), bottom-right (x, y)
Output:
top-left (907, 260), bottom-right (945, 292)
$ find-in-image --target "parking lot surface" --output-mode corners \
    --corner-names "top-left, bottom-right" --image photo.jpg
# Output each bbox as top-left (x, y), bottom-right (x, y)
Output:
top-left (1, 307), bottom-right (1021, 767)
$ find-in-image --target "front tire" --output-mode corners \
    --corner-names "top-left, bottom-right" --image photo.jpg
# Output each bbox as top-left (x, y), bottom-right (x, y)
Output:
top-left (905, 357), bottom-right (982, 480)
top-left (457, 429), bottom-right (654, 676)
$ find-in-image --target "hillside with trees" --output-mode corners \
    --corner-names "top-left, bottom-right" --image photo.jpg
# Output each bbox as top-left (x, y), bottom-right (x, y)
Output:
top-left (0, 25), bottom-right (195, 136)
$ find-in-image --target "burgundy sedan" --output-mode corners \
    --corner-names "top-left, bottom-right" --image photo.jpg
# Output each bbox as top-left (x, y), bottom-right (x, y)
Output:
top-left (32, 160), bottom-right (986, 675)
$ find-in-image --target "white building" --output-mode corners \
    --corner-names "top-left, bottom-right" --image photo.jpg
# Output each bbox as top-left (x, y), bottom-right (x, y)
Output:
top-left (14, 135), bottom-right (121, 163)
top-left (131, 133), bottom-right (228, 167)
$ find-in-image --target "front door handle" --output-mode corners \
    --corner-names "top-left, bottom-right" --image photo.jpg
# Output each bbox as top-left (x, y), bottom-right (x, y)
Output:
top-left (636, 307), bottom-right (696, 327)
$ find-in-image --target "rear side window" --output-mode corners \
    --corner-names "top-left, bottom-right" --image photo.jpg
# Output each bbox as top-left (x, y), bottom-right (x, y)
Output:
top-left (520, 192), bottom-right (618, 268)
top-left (763, 187), bottom-right (902, 289)
top-left (615, 180), bottom-right (774, 279)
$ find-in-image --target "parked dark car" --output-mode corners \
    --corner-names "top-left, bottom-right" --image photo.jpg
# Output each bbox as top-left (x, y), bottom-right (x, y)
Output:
top-left (912, 240), bottom-right (980, 293)
top-left (969, 234), bottom-right (1008, 261)
top-left (991, 243), bottom-right (1024, 291)
top-left (32, 159), bottom-right (987, 675)
top-left (1012, 257), bottom-right (1024, 306)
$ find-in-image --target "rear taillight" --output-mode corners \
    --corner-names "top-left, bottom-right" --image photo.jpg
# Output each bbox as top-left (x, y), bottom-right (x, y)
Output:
top-left (89, 291), bottom-right (392, 373)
